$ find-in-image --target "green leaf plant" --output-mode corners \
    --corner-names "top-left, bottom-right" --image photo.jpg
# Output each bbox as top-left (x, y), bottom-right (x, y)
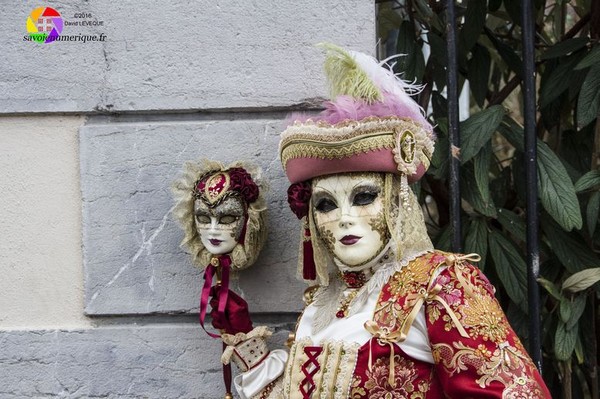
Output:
top-left (377, 1), bottom-right (600, 397)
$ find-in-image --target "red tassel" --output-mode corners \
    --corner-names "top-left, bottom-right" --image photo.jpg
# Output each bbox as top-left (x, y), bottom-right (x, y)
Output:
top-left (302, 227), bottom-right (317, 280)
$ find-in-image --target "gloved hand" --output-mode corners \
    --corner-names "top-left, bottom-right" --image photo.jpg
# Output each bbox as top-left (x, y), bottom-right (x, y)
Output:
top-left (221, 326), bottom-right (272, 372)
top-left (209, 285), bottom-right (253, 335)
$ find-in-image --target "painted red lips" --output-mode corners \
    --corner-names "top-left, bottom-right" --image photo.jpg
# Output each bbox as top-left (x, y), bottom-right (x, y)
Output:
top-left (340, 235), bottom-right (361, 245)
top-left (209, 239), bottom-right (223, 246)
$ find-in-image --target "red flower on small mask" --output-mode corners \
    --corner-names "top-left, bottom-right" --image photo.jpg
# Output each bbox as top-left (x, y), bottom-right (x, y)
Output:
top-left (287, 181), bottom-right (312, 219)
top-left (228, 168), bottom-right (259, 204)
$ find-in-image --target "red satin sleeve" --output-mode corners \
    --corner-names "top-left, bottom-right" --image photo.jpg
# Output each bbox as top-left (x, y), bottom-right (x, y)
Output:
top-left (425, 262), bottom-right (551, 398)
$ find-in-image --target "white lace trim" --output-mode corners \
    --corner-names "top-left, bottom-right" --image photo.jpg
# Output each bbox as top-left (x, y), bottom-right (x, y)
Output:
top-left (311, 243), bottom-right (393, 333)
top-left (310, 249), bottom-right (432, 332)
top-left (334, 341), bottom-right (360, 399)
top-left (311, 278), bottom-right (344, 334)
top-left (282, 339), bottom-right (298, 398)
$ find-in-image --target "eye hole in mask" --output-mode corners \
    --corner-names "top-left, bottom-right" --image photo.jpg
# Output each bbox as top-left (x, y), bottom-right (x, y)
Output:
top-left (219, 215), bottom-right (238, 224)
top-left (352, 191), bottom-right (378, 206)
top-left (196, 214), bottom-right (211, 224)
top-left (315, 197), bottom-right (337, 213)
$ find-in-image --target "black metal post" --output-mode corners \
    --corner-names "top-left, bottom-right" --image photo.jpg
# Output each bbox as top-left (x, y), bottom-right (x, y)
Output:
top-left (446, 0), bottom-right (462, 252)
top-left (521, 0), bottom-right (543, 371)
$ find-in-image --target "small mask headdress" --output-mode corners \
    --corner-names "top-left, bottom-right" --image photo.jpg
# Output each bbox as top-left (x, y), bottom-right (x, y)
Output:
top-left (280, 43), bottom-right (435, 285)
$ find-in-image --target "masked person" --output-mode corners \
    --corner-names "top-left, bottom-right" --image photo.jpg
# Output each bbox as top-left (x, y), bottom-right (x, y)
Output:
top-left (217, 45), bottom-right (551, 399)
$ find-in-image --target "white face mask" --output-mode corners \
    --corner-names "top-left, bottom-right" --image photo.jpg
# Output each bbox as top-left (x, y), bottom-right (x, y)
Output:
top-left (312, 173), bottom-right (388, 267)
top-left (194, 196), bottom-right (245, 255)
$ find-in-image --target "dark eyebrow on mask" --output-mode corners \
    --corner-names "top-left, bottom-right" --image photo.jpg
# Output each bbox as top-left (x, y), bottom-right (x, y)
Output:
top-left (350, 183), bottom-right (380, 199)
top-left (311, 187), bottom-right (335, 204)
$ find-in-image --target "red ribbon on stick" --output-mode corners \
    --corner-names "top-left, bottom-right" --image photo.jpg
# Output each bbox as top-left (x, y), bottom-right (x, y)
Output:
top-left (199, 255), bottom-right (231, 338)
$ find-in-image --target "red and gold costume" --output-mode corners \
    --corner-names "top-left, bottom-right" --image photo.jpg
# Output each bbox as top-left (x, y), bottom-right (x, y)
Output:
top-left (219, 44), bottom-right (551, 399)
top-left (361, 251), bottom-right (547, 398)
top-left (245, 251), bottom-right (549, 399)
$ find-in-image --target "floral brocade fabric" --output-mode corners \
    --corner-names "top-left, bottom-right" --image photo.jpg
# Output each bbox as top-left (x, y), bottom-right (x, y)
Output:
top-left (350, 341), bottom-right (443, 398)
top-left (356, 251), bottom-right (551, 398)
top-left (255, 252), bottom-right (551, 399)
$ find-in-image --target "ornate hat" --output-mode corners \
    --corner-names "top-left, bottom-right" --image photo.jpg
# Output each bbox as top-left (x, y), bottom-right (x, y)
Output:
top-left (280, 43), bottom-right (435, 184)
top-left (280, 44), bottom-right (436, 284)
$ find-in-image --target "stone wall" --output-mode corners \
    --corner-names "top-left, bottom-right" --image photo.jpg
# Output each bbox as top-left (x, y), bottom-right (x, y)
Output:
top-left (0, 1), bottom-right (375, 397)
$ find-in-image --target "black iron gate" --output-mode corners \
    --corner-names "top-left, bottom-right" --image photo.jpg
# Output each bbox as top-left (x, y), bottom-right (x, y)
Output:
top-left (444, 0), bottom-right (543, 370)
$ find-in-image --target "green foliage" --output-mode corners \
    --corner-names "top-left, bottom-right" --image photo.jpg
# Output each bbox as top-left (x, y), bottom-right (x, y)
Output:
top-left (488, 230), bottom-right (529, 311)
top-left (575, 170), bottom-right (600, 192)
top-left (563, 268), bottom-right (600, 293)
top-left (460, 105), bottom-right (505, 164)
top-left (377, 1), bottom-right (599, 397)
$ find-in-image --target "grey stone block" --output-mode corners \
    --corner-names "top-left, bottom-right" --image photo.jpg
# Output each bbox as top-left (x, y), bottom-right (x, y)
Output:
top-left (81, 117), bottom-right (306, 315)
top-left (0, 321), bottom-right (293, 398)
top-left (2, 1), bottom-right (375, 113)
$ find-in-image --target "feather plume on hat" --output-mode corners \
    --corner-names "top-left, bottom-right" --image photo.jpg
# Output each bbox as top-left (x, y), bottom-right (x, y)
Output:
top-left (280, 43), bottom-right (435, 184)
top-left (317, 43), bottom-right (430, 128)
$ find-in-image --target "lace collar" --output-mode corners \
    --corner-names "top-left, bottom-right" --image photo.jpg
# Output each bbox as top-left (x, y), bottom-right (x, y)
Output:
top-left (310, 247), bottom-right (432, 334)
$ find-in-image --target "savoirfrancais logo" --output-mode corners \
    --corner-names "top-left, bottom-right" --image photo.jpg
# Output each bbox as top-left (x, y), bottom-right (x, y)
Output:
top-left (26, 7), bottom-right (63, 43)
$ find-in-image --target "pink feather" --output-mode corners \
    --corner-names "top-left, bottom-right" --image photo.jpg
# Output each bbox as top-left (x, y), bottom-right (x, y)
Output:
top-left (288, 48), bottom-right (433, 132)
top-left (289, 95), bottom-right (432, 132)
